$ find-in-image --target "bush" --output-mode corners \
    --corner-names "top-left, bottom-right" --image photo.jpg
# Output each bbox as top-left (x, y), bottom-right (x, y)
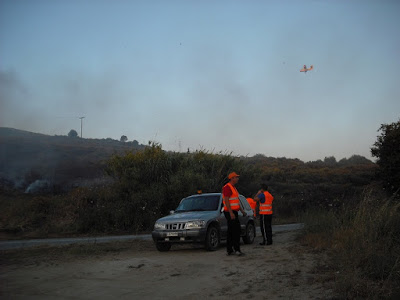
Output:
top-left (0, 192), bottom-right (73, 236)
top-left (68, 129), bottom-right (78, 138)
top-left (72, 144), bottom-right (249, 234)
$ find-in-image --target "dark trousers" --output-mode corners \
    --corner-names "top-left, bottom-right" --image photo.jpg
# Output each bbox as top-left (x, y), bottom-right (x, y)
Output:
top-left (260, 214), bottom-right (272, 244)
top-left (224, 210), bottom-right (241, 253)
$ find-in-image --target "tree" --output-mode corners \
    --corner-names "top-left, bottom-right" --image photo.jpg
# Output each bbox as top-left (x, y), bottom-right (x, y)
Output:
top-left (120, 135), bottom-right (128, 142)
top-left (339, 155), bottom-right (373, 166)
top-left (371, 119), bottom-right (400, 195)
top-left (68, 129), bottom-right (78, 138)
top-left (324, 156), bottom-right (337, 166)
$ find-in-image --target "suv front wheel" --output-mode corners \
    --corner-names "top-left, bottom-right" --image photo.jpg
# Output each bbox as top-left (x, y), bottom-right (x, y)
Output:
top-left (156, 242), bottom-right (171, 252)
top-left (205, 225), bottom-right (220, 251)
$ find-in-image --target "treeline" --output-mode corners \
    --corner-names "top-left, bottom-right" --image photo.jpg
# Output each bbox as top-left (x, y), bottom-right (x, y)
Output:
top-left (0, 142), bottom-right (376, 236)
top-left (80, 145), bottom-right (376, 233)
top-left (244, 154), bottom-right (376, 209)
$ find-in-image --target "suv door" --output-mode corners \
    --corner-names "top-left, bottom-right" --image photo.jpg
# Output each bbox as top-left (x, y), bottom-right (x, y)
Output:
top-left (239, 195), bottom-right (256, 243)
top-left (238, 195), bottom-right (249, 232)
top-left (217, 197), bottom-right (227, 240)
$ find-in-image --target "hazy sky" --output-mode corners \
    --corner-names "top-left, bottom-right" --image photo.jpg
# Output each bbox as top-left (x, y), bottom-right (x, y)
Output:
top-left (1, 0), bottom-right (399, 161)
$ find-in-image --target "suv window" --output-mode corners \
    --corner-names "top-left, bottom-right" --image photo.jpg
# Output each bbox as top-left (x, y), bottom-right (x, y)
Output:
top-left (175, 195), bottom-right (220, 212)
top-left (239, 195), bottom-right (251, 211)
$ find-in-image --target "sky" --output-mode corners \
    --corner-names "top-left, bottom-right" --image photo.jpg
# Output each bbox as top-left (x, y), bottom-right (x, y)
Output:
top-left (1, 0), bottom-right (399, 162)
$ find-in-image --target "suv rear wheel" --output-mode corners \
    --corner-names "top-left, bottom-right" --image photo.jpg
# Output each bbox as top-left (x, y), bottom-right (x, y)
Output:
top-left (205, 225), bottom-right (220, 251)
top-left (243, 222), bottom-right (255, 244)
top-left (156, 242), bottom-right (171, 252)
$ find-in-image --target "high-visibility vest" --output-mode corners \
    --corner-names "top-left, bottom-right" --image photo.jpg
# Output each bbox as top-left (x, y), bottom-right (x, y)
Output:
top-left (246, 198), bottom-right (257, 216)
top-left (259, 191), bottom-right (273, 215)
top-left (223, 183), bottom-right (240, 211)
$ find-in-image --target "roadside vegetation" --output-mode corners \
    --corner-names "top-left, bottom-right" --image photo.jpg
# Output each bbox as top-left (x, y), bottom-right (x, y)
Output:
top-left (1, 120), bottom-right (399, 298)
top-left (301, 189), bottom-right (400, 299)
top-left (301, 119), bottom-right (400, 299)
top-left (1, 141), bottom-right (376, 237)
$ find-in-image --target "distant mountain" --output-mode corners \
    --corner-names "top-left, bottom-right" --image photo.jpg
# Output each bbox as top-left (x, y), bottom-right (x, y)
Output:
top-left (0, 127), bottom-right (146, 192)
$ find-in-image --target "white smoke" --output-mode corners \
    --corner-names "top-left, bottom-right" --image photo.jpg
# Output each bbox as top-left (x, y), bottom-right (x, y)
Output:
top-left (25, 179), bottom-right (50, 194)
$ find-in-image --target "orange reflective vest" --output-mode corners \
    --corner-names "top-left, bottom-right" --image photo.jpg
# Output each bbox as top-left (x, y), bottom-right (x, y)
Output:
top-left (259, 191), bottom-right (273, 215)
top-left (246, 198), bottom-right (257, 216)
top-left (223, 183), bottom-right (240, 211)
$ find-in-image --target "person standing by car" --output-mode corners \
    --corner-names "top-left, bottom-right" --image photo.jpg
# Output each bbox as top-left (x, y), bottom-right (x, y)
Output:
top-left (254, 184), bottom-right (274, 245)
top-left (246, 197), bottom-right (257, 217)
top-left (222, 172), bottom-right (246, 256)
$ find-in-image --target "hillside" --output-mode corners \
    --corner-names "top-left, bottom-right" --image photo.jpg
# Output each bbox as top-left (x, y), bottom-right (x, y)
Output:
top-left (0, 127), bottom-right (146, 192)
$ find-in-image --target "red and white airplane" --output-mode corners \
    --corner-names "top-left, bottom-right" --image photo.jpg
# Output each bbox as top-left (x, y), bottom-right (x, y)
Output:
top-left (300, 65), bottom-right (313, 73)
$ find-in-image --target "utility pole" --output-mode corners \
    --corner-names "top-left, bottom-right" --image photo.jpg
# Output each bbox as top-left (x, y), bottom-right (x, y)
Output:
top-left (79, 116), bottom-right (85, 138)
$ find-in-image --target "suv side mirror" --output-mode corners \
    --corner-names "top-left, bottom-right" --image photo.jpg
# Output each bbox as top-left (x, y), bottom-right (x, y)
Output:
top-left (170, 210), bottom-right (175, 215)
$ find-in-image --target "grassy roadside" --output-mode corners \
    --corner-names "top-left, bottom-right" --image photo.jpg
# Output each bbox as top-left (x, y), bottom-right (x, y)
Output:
top-left (300, 191), bottom-right (400, 299)
top-left (0, 186), bottom-right (301, 240)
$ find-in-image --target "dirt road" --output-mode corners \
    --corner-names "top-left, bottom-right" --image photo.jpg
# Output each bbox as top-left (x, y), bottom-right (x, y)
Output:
top-left (0, 223), bottom-right (304, 250)
top-left (1, 230), bottom-right (334, 299)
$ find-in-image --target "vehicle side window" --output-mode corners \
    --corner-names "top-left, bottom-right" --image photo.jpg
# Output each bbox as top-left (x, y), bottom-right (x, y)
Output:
top-left (239, 195), bottom-right (251, 211)
top-left (219, 195), bottom-right (224, 212)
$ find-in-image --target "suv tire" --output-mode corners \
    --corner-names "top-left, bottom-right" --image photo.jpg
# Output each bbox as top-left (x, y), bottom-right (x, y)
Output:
top-left (243, 222), bottom-right (255, 244)
top-left (156, 242), bottom-right (171, 252)
top-left (205, 225), bottom-right (220, 251)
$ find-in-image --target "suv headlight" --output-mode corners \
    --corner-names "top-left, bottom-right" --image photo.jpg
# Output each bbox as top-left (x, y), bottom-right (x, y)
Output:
top-left (185, 220), bottom-right (206, 229)
top-left (154, 222), bottom-right (166, 230)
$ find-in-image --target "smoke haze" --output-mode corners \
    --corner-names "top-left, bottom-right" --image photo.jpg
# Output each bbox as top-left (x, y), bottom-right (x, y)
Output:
top-left (1, 1), bottom-right (399, 161)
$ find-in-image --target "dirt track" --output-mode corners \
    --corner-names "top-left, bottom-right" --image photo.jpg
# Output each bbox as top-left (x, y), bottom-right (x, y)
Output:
top-left (1, 230), bottom-right (334, 299)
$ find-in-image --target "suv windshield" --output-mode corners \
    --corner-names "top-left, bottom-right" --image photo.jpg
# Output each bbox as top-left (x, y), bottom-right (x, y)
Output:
top-left (175, 195), bottom-right (220, 212)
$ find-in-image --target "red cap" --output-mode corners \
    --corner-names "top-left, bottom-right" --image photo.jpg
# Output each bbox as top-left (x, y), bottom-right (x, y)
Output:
top-left (228, 172), bottom-right (240, 180)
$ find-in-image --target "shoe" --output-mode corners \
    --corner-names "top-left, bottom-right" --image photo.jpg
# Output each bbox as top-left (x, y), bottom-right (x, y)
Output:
top-left (235, 251), bottom-right (245, 256)
top-left (226, 251), bottom-right (234, 256)
top-left (259, 241), bottom-right (266, 245)
top-left (266, 242), bottom-right (273, 245)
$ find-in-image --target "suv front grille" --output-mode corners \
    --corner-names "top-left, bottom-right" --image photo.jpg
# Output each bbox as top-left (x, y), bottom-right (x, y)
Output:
top-left (166, 223), bottom-right (186, 230)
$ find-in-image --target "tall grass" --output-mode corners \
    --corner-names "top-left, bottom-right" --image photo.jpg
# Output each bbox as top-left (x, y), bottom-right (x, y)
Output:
top-left (272, 196), bottom-right (303, 225)
top-left (301, 190), bottom-right (400, 298)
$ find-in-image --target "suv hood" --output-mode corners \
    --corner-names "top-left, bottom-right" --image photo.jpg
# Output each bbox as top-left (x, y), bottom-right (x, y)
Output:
top-left (157, 210), bottom-right (219, 223)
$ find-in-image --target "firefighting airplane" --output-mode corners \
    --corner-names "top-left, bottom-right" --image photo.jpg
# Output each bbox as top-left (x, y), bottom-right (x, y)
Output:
top-left (300, 65), bottom-right (313, 73)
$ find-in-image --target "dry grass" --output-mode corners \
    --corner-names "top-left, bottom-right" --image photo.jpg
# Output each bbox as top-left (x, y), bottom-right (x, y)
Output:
top-left (300, 191), bottom-right (400, 299)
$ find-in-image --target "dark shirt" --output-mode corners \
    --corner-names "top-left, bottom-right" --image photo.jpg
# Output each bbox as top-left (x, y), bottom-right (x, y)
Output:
top-left (258, 193), bottom-right (266, 203)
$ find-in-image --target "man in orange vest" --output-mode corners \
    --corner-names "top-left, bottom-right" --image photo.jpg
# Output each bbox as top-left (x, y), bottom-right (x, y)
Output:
top-left (254, 184), bottom-right (274, 245)
top-left (222, 172), bottom-right (247, 256)
top-left (246, 197), bottom-right (257, 217)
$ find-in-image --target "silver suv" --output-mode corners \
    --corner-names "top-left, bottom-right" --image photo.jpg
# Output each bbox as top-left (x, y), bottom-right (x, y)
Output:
top-left (152, 193), bottom-right (256, 251)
